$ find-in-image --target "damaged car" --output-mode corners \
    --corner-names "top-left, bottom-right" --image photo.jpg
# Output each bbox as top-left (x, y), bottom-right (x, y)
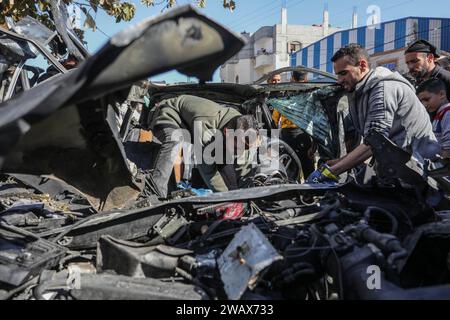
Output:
top-left (1, 5), bottom-right (450, 301)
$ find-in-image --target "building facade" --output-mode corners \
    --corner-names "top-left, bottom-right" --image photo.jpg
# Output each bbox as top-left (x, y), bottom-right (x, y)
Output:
top-left (220, 7), bottom-right (340, 84)
top-left (291, 17), bottom-right (450, 75)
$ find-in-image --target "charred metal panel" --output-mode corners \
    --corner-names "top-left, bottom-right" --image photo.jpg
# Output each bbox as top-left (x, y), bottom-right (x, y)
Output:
top-left (218, 223), bottom-right (282, 300)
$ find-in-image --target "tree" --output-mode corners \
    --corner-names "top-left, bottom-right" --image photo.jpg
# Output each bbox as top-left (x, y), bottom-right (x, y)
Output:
top-left (0, 1), bottom-right (237, 28)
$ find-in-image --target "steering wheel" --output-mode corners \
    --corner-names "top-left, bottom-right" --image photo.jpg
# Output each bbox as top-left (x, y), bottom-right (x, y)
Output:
top-left (266, 139), bottom-right (303, 182)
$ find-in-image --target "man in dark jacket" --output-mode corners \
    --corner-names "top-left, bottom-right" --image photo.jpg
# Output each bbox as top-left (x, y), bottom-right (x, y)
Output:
top-left (405, 39), bottom-right (450, 99)
top-left (147, 95), bottom-right (259, 198)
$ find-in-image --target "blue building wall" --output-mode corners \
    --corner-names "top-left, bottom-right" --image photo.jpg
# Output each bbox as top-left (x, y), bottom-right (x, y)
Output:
top-left (292, 17), bottom-right (450, 73)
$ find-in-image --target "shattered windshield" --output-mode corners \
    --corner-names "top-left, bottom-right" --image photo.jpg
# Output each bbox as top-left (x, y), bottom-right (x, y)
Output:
top-left (267, 88), bottom-right (335, 152)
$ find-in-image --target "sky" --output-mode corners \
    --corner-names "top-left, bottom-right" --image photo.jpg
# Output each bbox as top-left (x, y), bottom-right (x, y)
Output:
top-left (77, 0), bottom-right (450, 83)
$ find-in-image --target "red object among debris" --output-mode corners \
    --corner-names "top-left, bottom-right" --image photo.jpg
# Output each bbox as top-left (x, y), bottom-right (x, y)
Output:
top-left (198, 202), bottom-right (247, 220)
top-left (218, 203), bottom-right (246, 221)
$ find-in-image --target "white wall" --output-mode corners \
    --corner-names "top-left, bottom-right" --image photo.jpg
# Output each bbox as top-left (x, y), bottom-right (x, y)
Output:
top-left (274, 54), bottom-right (290, 70)
top-left (220, 58), bottom-right (255, 84)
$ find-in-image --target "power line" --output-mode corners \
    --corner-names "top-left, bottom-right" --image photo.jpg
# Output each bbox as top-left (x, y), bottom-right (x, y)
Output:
top-left (229, 0), bottom-right (306, 31)
top-left (72, 2), bottom-right (111, 39)
top-left (329, 0), bottom-right (392, 28)
top-left (228, 1), bottom-right (284, 30)
top-left (293, 25), bottom-right (419, 55)
top-left (232, 0), bottom-right (308, 32)
top-left (228, 0), bottom-right (305, 29)
top-left (227, 0), bottom-right (282, 29)
top-left (286, 0), bottom-right (308, 12)
top-left (332, 0), bottom-right (416, 29)
top-left (96, 27), bottom-right (111, 39)
top-left (293, 9), bottom-right (445, 56)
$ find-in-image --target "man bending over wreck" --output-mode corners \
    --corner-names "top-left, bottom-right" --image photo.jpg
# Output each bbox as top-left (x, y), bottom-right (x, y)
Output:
top-left (145, 95), bottom-right (259, 198)
top-left (307, 44), bottom-right (440, 184)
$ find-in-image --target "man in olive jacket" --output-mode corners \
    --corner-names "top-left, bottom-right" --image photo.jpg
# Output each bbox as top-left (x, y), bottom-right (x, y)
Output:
top-left (147, 95), bottom-right (259, 198)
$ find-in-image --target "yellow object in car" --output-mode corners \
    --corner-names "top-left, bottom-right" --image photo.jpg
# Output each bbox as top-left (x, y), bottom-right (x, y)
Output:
top-left (272, 110), bottom-right (298, 129)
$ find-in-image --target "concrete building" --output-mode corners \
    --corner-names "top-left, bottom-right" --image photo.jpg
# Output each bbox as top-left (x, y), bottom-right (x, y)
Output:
top-left (220, 5), bottom-right (340, 84)
top-left (291, 16), bottom-right (450, 75)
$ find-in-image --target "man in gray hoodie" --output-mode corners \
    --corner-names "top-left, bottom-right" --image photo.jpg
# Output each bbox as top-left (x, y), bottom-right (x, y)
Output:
top-left (308, 44), bottom-right (440, 183)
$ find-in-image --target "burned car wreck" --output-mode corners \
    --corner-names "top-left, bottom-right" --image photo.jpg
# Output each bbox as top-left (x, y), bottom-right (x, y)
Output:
top-left (1, 6), bottom-right (450, 301)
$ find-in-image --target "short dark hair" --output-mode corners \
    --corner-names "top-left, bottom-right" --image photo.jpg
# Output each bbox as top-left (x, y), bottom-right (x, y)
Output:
top-left (292, 70), bottom-right (307, 82)
top-left (235, 115), bottom-right (259, 131)
top-left (416, 78), bottom-right (447, 95)
top-left (331, 43), bottom-right (370, 65)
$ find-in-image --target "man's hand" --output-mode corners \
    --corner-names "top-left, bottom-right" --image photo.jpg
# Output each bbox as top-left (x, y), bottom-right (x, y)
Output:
top-left (326, 159), bottom-right (341, 167)
top-left (306, 164), bottom-right (339, 184)
top-left (330, 144), bottom-right (373, 176)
